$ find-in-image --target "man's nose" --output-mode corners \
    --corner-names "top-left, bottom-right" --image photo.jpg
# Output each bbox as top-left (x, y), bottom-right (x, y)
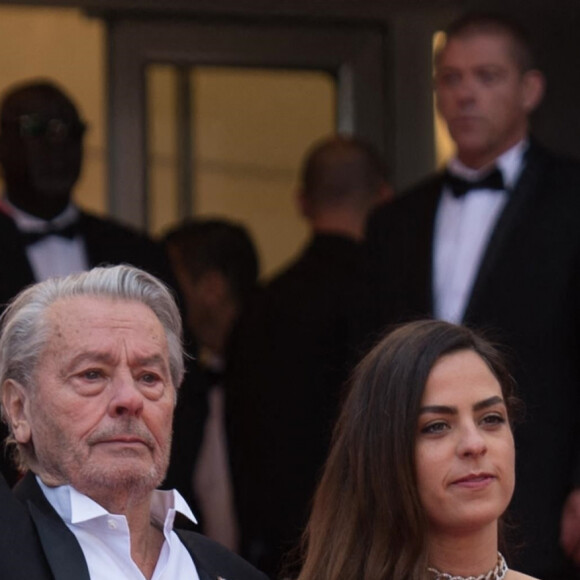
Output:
top-left (108, 371), bottom-right (144, 418)
top-left (455, 77), bottom-right (477, 105)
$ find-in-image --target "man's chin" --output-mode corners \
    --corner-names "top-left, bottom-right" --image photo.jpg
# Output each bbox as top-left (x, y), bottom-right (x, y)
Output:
top-left (72, 461), bottom-right (166, 497)
top-left (32, 176), bottom-right (77, 199)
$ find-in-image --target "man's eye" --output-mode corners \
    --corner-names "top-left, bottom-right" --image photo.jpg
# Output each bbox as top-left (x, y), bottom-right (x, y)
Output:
top-left (438, 72), bottom-right (461, 87)
top-left (478, 69), bottom-right (503, 84)
top-left (420, 421), bottom-right (449, 435)
top-left (81, 369), bottom-right (103, 380)
top-left (140, 372), bottom-right (161, 385)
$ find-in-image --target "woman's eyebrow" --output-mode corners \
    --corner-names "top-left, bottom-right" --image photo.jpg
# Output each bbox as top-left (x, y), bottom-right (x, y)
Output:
top-left (419, 396), bottom-right (505, 415)
top-left (473, 395), bottom-right (504, 412)
top-left (419, 405), bottom-right (456, 416)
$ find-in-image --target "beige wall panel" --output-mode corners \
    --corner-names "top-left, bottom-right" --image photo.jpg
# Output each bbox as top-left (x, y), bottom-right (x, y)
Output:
top-left (194, 67), bottom-right (335, 277)
top-left (196, 170), bottom-right (309, 279)
top-left (0, 6), bottom-right (105, 213)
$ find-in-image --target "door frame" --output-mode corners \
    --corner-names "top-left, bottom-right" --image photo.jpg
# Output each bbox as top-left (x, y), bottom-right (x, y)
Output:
top-left (106, 17), bottom-right (387, 228)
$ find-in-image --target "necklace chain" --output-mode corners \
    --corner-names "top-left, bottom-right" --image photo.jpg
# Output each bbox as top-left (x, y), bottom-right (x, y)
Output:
top-left (427, 552), bottom-right (508, 580)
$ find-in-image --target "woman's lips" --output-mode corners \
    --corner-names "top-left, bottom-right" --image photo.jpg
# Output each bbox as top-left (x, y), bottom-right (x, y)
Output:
top-left (451, 473), bottom-right (496, 489)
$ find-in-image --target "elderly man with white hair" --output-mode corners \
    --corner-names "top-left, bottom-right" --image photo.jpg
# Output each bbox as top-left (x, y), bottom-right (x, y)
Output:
top-left (0, 264), bottom-right (267, 580)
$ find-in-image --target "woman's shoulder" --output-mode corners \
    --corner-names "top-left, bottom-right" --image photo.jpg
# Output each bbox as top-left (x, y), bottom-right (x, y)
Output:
top-left (507, 570), bottom-right (540, 580)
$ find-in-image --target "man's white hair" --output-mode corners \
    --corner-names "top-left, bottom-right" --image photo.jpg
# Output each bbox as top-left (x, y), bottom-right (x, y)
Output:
top-left (0, 265), bottom-right (185, 470)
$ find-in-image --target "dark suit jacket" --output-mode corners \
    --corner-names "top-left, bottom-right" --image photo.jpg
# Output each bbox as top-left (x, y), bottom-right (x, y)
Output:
top-left (11, 472), bottom-right (268, 580)
top-left (227, 234), bottom-right (377, 576)
top-left (0, 473), bottom-right (52, 579)
top-left (0, 208), bottom-right (173, 307)
top-left (366, 142), bottom-right (580, 578)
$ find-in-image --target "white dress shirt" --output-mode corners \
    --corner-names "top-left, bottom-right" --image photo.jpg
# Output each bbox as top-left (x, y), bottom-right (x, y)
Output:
top-left (0, 198), bottom-right (88, 281)
top-left (432, 141), bottom-right (528, 323)
top-left (38, 478), bottom-right (200, 580)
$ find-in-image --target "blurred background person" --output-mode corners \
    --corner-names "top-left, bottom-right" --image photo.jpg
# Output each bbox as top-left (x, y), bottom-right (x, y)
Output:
top-left (0, 79), bottom-right (177, 486)
top-left (227, 134), bottom-right (391, 577)
top-left (163, 218), bottom-right (260, 550)
top-left (298, 319), bottom-right (535, 580)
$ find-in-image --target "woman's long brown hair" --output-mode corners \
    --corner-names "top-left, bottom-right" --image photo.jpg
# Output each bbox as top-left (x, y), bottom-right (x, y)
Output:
top-left (297, 319), bottom-right (517, 580)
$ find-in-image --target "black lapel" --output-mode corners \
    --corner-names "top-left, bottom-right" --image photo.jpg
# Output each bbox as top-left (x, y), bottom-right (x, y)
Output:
top-left (174, 530), bottom-right (215, 580)
top-left (0, 211), bottom-right (36, 300)
top-left (400, 175), bottom-right (442, 315)
top-left (196, 566), bottom-right (214, 580)
top-left (420, 180), bottom-right (443, 313)
top-left (75, 211), bottom-right (101, 267)
top-left (14, 473), bottom-right (91, 580)
top-left (464, 144), bottom-right (546, 319)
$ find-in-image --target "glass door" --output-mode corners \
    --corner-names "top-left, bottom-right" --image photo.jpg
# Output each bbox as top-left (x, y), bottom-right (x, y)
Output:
top-left (107, 18), bottom-right (386, 273)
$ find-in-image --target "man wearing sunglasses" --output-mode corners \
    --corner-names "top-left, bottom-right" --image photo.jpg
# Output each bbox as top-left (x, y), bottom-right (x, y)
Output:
top-left (0, 80), bottom-right (180, 486)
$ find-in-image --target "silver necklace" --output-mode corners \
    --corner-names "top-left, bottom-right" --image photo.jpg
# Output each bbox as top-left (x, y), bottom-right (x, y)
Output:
top-left (427, 552), bottom-right (508, 580)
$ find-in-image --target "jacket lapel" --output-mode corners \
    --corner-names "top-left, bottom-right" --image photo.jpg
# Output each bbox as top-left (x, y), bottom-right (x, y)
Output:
top-left (463, 144), bottom-right (545, 320)
top-left (0, 211), bottom-right (36, 296)
top-left (420, 180), bottom-right (443, 314)
top-left (405, 176), bottom-right (443, 315)
top-left (14, 473), bottom-right (91, 580)
top-left (174, 529), bottom-right (216, 580)
top-left (195, 566), bottom-right (215, 580)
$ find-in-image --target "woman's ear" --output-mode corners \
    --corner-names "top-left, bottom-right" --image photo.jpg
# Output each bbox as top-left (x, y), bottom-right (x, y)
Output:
top-left (2, 379), bottom-right (32, 444)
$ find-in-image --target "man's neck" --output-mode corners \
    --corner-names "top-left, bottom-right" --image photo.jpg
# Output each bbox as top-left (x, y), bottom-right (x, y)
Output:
top-left (456, 132), bottom-right (528, 170)
top-left (449, 139), bottom-right (528, 190)
top-left (126, 502), bottom-right (165, 580)
top-left (310, 208), bottom-right (367, 241)
top-left (86, 487), bottom-right (165, 580)
top-left (6, 191), bottom-right (71, 221)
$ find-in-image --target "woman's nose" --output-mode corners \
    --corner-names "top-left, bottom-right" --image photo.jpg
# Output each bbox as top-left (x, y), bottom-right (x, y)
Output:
top-left (457, 424), bottom-right (487, 458)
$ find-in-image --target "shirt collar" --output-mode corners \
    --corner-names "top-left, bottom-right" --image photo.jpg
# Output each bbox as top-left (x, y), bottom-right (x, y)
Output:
top-left (447, 139), bottom-right (529, 191)
top-left (37, 476), bottom-right (197, 529)
top-left (0, 198), bottom-right (80, 233)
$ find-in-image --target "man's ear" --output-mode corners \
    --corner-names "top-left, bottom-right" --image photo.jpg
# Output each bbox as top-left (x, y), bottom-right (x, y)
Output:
top-left (297, 189), bottom-right (313, 219)
top-left (375, 182), bottom-right (394, 206)
top-left (522, 69), bottom-right (545, 113)
top-left (2, 379), bottom-right (32, 444)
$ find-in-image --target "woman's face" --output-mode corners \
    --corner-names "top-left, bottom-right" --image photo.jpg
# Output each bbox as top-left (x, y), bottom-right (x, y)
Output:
top-left (415, 349), bottom-right (515, 536)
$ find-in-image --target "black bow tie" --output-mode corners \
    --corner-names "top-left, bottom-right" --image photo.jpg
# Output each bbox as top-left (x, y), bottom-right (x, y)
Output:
top-left (20, 221), bottom-right (79, 246)
top-left (443, 167), bottom-right (505, 198)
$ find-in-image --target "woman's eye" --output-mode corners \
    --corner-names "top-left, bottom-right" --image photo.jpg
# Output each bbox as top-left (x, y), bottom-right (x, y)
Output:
top-left (481, 413), bottom-right (506, 427)
top-left (421, 421), bottom-right (449, 435)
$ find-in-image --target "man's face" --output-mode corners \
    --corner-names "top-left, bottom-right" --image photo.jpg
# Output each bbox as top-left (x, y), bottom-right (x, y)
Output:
top-left (0, 88), bottom-right (84, 218)
top-left (11, 296), bottom-right (175, 503)
top-left (435, 32), bottom-right (542, 169)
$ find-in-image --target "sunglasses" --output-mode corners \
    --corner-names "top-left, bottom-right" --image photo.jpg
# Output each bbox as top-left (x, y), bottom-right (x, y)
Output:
top-left (2, 114), bottom-right (87, 142)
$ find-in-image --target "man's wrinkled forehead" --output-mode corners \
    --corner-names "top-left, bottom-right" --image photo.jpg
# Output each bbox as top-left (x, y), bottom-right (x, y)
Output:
top-left (435, 29), bottom-right (527, 74)
top-left (2, 87), bottom-right (79, 124)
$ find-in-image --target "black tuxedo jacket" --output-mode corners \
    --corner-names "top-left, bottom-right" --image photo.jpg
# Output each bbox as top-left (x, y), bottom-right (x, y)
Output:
top-left (0, 208), bottom-right (174, 309)
top-left (10, 473), bottom-right (268, 580)
top-left (366, 142), bottom-right (580, 577)
top-left (228, 234), bottom-right (377, 576)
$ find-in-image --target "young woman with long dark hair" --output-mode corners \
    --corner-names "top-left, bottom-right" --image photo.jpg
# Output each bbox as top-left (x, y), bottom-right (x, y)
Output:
top-left (298, 319), bottom-right (537, 580)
